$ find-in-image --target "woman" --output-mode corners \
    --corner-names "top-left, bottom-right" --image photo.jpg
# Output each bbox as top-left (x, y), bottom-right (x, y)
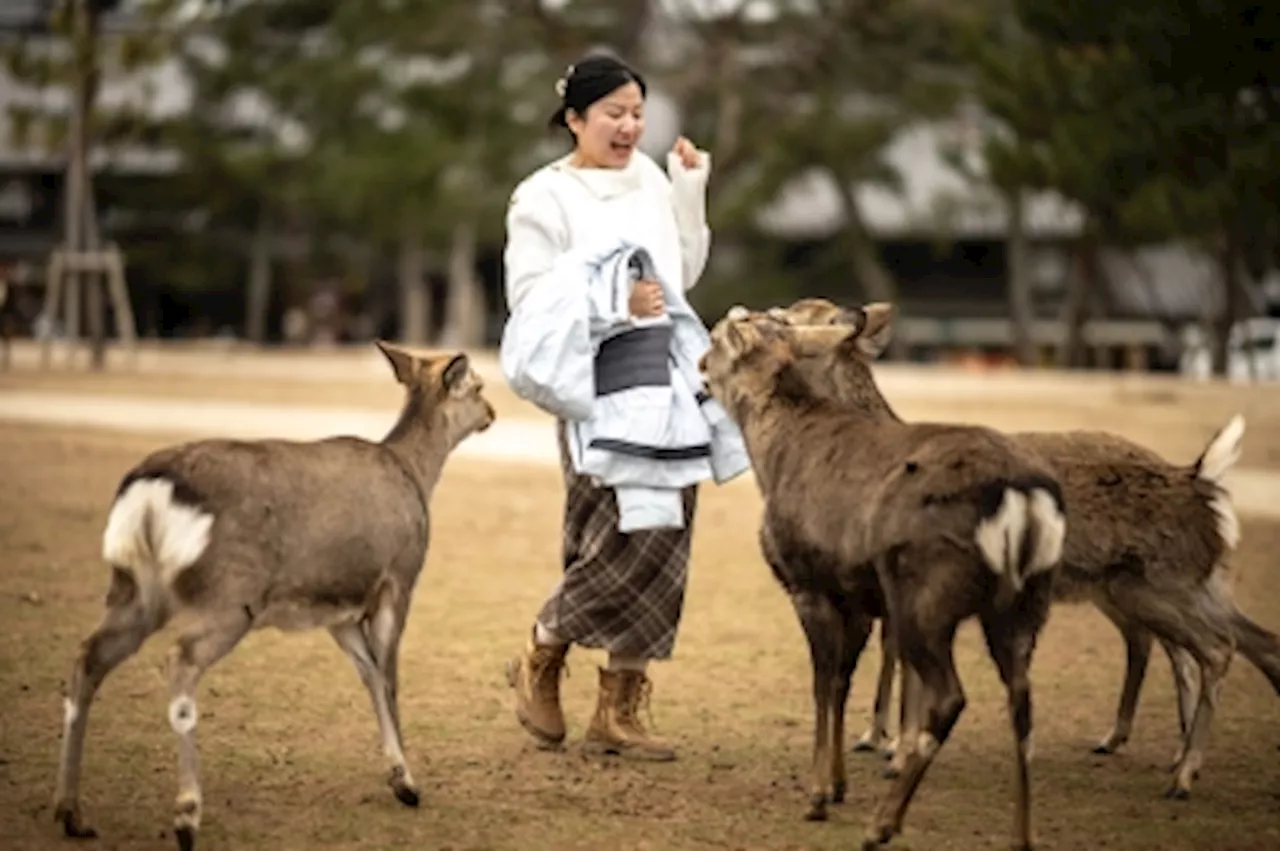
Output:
top-left (501, 53), bottom-right (747, 761)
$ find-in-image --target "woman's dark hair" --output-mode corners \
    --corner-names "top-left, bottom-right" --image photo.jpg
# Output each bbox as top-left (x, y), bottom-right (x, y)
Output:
top-left (548, 54), bottom-right (647, 131)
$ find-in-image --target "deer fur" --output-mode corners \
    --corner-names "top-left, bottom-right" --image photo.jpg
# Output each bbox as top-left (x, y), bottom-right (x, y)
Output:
top-left (698, 306), bottom-right (1066, 850)
top-left (52, 342), bottom-right (495, 851)
top-left (765, 298), bottom-right (1278, 800)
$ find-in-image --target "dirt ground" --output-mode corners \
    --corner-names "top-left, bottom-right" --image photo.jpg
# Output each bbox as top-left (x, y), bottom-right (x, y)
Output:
top-left (1, 423), bottom-right (1278, 851)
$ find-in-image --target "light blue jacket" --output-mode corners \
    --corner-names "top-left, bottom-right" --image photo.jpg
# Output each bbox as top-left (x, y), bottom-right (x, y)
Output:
top-left (500, 240), bottom-right (750, 531)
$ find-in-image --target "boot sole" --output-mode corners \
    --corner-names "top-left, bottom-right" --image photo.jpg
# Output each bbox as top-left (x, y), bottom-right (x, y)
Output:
top-left (582, 736), bottom-right (676, 762)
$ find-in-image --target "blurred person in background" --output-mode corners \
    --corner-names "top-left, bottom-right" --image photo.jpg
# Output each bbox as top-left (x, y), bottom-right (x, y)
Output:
top-left (499, 53), bottom-right (748, 761)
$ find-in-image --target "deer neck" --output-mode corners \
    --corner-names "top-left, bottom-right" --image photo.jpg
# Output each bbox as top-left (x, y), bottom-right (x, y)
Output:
top-left (832, 373), bottom-right (902, 423)
top-left (382, 391), bottom-right (453, 496)
top-left (743, 380), bottom-right (902, 491)
top-left (799, 357), bottom-right (901, 424)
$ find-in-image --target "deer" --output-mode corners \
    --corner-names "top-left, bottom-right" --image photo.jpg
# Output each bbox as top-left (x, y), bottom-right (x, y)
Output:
top-left (698, 305), bottom-right (1067, 850)
top-left (763, 297), bottom-right (1277, 799)
top-left (52, 342), bottom-right (496, 851)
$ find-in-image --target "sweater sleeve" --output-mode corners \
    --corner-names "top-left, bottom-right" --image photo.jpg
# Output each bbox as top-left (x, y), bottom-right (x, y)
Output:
top-left (666, 150), bottom-right (712, 291)
top-left (503, 181), bottom-right (568, 312)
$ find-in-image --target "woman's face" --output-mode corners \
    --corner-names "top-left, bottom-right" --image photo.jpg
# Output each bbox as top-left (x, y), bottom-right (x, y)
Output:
top-left (567, 81), bottom-right (645, 169)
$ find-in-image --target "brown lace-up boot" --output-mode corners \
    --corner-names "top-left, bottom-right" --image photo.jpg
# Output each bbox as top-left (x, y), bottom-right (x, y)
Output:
top-left (505, 628), bottom-right (569, 746)
top-left (584, 667), bottom-right (676, 761)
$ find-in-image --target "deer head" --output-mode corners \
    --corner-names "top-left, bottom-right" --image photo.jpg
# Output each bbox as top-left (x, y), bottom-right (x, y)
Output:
top-left (375, 341), bottom-right (496, 447)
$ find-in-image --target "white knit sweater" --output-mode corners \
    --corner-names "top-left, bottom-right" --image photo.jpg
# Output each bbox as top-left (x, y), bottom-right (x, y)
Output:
top-left (502, 148), bottom-right (712, 313)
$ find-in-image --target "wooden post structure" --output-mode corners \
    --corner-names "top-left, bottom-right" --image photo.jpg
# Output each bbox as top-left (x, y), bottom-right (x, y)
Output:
top-left (39, 244), bottom-right (137, 368)
top-left (37, 0), bottom-right (137, 370)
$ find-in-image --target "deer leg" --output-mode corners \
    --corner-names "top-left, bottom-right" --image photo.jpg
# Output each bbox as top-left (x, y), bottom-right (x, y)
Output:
top-left (167, 612), bottom-right (251, 851)
top-left (864, 632), bottom-right (966, 849)
top-left (1092, 603), bottom-right (1153, 755)
top-left (331, 577), bottom-right (418, 807)
top-left (1162, 641), bottom-right (1199, 771)
top-left (830, 603), bottom-right (874, 804)
top-left (980, 612), bottom-right (1040, 851)
top-left (791, 591), bottom-right (842, 821)
top-left (1111, 575), bottom-right (1234, 800)
top-left (1167, 629), bottom-right (1231, 800)
top-left (884, 665), bottom-right (921, 780)
top-left (54, 568), bottom-right (162, 840)
top-left (854, 617), bottom-right (897, 756)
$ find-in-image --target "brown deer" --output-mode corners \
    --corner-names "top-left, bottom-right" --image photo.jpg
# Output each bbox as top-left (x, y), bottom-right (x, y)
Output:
top-left (767, 298), bottom-right (1274, 799)
top-left (699, 306), bottom-right (1066, 850)
top-left (52, 342), bottom-right (495, 851)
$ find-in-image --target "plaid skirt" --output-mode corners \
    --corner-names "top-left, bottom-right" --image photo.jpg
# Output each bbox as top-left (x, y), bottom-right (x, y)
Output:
top-left (536, 423), bottom-right (698, 660)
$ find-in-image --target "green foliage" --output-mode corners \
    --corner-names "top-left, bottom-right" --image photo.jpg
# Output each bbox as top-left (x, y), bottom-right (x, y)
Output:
top-left (956, 0), bottom-right (1279, 264)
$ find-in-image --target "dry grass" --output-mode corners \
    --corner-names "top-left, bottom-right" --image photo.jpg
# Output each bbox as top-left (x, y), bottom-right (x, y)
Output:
top-left (1, 423), bottom-right (1278, 851)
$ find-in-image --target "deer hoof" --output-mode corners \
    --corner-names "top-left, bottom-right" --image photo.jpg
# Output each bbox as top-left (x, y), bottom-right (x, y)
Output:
top-left (54, 802), bottom-right (97, 840)
top-left (1092, 732), bottom-right (1125, 755)
top-left (861, 824), bottom-right (895, 849)
top-left (174, 825), bottom-right (196, 851)
top-left (804, 794), bottom-right (828, 822)
top-left (389, 766), bottom-right (421, 807)
top-left (852, 731), bottom-right (881, 753)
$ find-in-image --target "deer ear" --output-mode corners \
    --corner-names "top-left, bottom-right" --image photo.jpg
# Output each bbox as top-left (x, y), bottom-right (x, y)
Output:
top-left (855, 302), bottom-right (894, 359)
top-left (723, 321), bottom-right (754, 357)
top-left (375, 340), bottom-right (417, 385)
top-left (441, 353), bottom-right (469, 392)
top-left (785, 325), bottom-right (860, 357)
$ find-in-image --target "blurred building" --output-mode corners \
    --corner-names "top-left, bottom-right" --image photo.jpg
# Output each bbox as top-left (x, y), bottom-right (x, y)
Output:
top-left (0, 1), bottom-right (1267, 369)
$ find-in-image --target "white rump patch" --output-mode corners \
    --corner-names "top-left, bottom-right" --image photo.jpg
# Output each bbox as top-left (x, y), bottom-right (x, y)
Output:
top-left (1210, 493), bottom-right (1241, 551)
top-left (974, 489), bottom-right (1028, 582)
top-left (1196, 415), bottom-right (1244, 550)
top-left (168, 696), bottom-right (198, 735)
top-left (975, 487), bottom-right (1065, 584)
top-left (102, 479), bottom-right (213, 584)
top-left (1026, 488), bottom-right (1066, 573)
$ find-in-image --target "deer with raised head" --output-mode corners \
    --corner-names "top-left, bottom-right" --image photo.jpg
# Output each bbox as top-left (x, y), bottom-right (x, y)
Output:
top-left (699, 306), bottom-right (1066, 850)
top-left (766, 297), bottom-right (1274, 799)
top-left (52, 342), bottom-right (495, 851)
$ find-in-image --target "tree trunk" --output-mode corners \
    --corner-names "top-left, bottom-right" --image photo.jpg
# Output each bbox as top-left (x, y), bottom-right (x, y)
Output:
top-left (713, 44), bottom-right (744, 173)
top-left (838, 182), bottom-right (905, 360)
top-left (1005, 188), bottom-right (1036, 366)
top-left (440, 218), bottom-right (486, 348)
top-left (60, 0), bottom-right (88, 366)
top-left (80, 3), bottom-right (106, 370)
top-left (397, 217), bottom-right (430, 344)
top-left (1058, 228), bottom-right (1098, 369)
top-left (245, 209), bottom-right (272, 344)
top-left (1212, 227), bottom-right (1248, 377)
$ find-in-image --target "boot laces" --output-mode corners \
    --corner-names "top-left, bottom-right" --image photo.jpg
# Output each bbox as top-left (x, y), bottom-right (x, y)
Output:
top-left (624, 674), bottom-right (656, 732)
top-left (530, 646), bottom-right (568, 688)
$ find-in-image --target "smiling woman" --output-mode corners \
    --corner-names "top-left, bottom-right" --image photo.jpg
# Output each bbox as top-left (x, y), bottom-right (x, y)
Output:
top-left (550, 56), bottom-right (649, 169)
top-left (497, 52), bottom-right (751, 762)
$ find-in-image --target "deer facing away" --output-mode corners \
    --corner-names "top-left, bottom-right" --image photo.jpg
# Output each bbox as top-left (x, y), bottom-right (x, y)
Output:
top-left (769, 298), bottom-right (1277, 799)
top-left (52, 342), bottom-right (495, 851)
top-left (699, 306), bottom-right (1066, 850)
